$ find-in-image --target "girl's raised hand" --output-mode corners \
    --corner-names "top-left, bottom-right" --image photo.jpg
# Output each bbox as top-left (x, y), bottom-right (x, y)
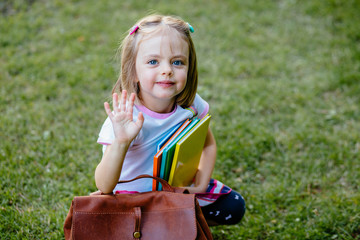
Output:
top-left (104, 90), bottom-right (144, 144)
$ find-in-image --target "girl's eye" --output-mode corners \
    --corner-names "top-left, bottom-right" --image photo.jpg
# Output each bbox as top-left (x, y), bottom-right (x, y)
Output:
top-left (148, 60), bottom-right (158, 65)
top-left (172, 60), bottom-right (183, 66)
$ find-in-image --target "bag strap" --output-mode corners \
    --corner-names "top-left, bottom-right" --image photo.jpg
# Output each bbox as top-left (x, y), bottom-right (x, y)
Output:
top-left (133, 207), bottom-right (141, 239)
top-left (118, 174), bottom-right (175, 193)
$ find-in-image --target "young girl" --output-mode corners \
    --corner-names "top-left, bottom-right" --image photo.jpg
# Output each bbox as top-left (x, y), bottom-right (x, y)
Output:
top-left (95, 14), bottom-right (245, 226)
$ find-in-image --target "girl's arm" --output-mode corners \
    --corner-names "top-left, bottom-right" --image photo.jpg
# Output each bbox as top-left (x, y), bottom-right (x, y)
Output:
top-left (183, 127), bottom-right (217, 194)
top-left (95, 139), bottom-right (131, 193)
top-left (95, 91), bottom-right (144, 194)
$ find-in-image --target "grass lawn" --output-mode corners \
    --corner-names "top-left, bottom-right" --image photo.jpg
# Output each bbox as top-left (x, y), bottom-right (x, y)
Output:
top-left (1, 0), bottom-right (359, 239)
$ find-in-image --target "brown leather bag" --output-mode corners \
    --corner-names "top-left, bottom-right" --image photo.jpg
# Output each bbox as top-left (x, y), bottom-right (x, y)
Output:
top-left (64, 175), bottom-right (213, 240)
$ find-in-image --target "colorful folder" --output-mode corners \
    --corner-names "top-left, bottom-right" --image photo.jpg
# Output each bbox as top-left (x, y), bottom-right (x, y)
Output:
top-left (152, 120), bottom-right (190, 191)
top-left (160, 118), bottom-right (200, 183)
top-left (152, 114), bottom-right (211, 191)
top-left (168, 114), bottom-right (211, 187)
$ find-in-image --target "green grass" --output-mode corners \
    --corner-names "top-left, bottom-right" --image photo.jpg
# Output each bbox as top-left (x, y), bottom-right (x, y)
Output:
top-left (1, 0), bottom-right (359, 239)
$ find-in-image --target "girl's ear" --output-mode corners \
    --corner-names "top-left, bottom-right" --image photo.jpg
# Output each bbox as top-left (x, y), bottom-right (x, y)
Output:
top-left (132, 74), bottom-right (139, 86)
top-left (135, 81), bottom-right (140, 94)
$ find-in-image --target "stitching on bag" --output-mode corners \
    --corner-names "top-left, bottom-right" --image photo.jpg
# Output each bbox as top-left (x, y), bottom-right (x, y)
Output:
top-left (72, 200), bottom-right (76, 239)
top-left (75, 207), bottom-right (194, 214)
top-left (75, 212), bottom-right (135, 215)
top-left (141, 207), bottom-right (195, 213)
top-left (71, 198), bottom-right (77, 239)
top-left (192, 203), bottom-right (196, 237)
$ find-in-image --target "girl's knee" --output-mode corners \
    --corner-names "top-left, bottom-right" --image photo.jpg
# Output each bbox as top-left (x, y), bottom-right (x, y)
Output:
top-left (227, 192), bottom-right (246, 224)
top-left (201, 190), bottom-right (246, 225)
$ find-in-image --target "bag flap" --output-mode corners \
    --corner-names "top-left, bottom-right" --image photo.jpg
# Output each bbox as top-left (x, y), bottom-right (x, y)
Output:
top-left (72, 191), bottom-right (197, 240)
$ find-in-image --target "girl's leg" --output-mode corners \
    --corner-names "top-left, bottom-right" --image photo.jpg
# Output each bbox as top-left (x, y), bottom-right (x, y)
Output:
top-left (200, 190), bottom-right (246, 226)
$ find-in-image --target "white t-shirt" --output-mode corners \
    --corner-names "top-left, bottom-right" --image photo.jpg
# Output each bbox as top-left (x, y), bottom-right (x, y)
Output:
top-left (97, 94), bottom-right (209, 193)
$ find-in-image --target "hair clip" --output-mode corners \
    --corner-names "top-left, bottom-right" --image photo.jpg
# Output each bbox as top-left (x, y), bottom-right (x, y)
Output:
top-left (129, 25), bottom-right (139, 35)
top-left (187, 22), bottom-right (194, 33)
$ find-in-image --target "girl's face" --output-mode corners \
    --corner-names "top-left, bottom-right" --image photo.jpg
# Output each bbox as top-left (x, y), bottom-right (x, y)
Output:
top-left (135, 29), bottom-right (189, 113)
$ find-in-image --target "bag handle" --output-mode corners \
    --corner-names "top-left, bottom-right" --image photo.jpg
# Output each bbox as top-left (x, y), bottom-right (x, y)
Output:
top-left (118, 174), bottom-right (175, 193)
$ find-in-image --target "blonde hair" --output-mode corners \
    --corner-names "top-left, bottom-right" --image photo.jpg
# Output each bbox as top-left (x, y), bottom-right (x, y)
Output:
top-left (112, 15), bottom-right (198, 108)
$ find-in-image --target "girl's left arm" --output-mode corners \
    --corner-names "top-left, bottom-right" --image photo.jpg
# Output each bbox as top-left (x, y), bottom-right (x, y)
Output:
top-left (184, 127), bottom-right (217, 194)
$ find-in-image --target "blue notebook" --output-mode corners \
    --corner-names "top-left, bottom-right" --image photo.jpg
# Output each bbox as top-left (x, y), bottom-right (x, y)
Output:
top-left (156, 121), bottom-right (184, 152)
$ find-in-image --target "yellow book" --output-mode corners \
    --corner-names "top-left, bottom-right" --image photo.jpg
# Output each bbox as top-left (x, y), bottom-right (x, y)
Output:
top-left (168, 114), bottom-right (211, 187)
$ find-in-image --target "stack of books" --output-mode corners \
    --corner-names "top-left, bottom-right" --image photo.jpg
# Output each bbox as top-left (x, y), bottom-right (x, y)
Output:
top-left (152, 114), bottom-right (211, 191)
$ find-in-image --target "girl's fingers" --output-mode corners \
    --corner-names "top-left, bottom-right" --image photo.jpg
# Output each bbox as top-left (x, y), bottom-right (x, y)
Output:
top-left (120, 90), bottom-right (127, 112)
top-left (104, 102), bottom-right (113, 118)
top-left (109, 90), bottom-right (135, 119)
top-left (136, 112), bottom-right (144, 127)
top-left (113, 93), bottom-right (119, 112)
top-left (127, 93), bottom-right (136, 116)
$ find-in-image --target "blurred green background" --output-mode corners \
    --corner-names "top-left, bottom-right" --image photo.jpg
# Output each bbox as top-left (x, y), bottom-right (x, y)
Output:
top-left (1, 0), bottom-right (359, 239)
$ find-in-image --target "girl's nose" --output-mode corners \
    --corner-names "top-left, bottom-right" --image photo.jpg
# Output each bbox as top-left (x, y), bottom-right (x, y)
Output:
top-left (161, 63), bottom-right (173, 76)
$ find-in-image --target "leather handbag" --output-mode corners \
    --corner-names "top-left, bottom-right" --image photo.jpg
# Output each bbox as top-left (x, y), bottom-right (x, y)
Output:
top-left (64, 175), bottom-right (213, 240)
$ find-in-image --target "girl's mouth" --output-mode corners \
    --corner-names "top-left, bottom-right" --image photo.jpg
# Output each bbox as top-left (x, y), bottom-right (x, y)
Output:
top-left (156, 81), bottom-right (175, 87)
